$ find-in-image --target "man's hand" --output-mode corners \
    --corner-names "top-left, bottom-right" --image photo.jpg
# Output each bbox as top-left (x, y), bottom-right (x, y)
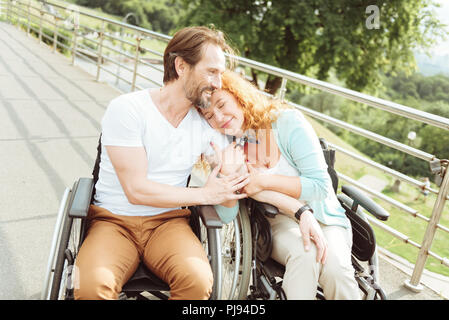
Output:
top-left (202, 161), bottom-right (250, 205)
top-left (298, 211), bottom-right (328, 265)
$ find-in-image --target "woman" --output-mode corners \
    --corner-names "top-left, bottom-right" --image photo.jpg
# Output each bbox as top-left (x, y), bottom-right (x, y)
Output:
top-left (200, 70), bottom-right (361, 300)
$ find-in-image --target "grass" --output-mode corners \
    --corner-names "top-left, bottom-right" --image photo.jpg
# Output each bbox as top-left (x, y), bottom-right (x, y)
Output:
top-left (380, 183), bottom-right (449, 276)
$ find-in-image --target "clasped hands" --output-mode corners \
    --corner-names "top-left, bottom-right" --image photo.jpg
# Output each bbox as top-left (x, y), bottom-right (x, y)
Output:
top-left (206, 141), bottom-right (328, 264)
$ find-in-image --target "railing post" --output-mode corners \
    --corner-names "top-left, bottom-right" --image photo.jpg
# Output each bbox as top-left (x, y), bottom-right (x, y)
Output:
top-left (71, 21), bottom-right (79, 65)
top-left (116, 26), bottom-right (124, 85)
top-left (131, 34), bottom-right (141, 91)
top-left (39, 8), bottom-right (43, 44)
top-left (404, 160), bottom-right (449, 292)
top-left (10, 0), bottom-right (16, 26)
top-left (26, 0), bottom-right (31, 37)
top-left (96, 21), bottom-right (105, 81)
top-left (6, 0), bottom-right (10, 23)
top-left (53, 16), bottom-right (59, 53)
top-left (278, 77), bottom-right (288, 101)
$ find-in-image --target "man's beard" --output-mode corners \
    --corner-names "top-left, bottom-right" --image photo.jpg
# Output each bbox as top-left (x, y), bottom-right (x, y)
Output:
top-left (186, 84), bottom-right (214, 109)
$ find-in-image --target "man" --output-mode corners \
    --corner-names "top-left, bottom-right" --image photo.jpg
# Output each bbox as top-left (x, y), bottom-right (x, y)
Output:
top-left (74, 26), bottom-right (249, 300)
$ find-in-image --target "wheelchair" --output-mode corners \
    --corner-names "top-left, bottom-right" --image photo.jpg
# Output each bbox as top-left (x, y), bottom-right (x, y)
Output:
top-left (244, 138), bottom-right (390, 300)
top-left (41, 136), bottom-right (248, 300)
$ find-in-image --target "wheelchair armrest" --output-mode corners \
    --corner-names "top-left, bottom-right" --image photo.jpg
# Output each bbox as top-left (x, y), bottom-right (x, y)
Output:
top-left (197, 205), bottom-right (223, 229)
top-left (69, 177), bottom-right (94, 218)
top-left (341, 185), bottom-right (389, 221)
top-left (254, 201), bottom-right (279, 218)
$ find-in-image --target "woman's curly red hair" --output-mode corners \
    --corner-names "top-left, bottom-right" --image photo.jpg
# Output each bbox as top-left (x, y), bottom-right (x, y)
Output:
top-left (194, 70), bottom-right (290, 173)
top-left (220, 70), bottom-right (290, 133)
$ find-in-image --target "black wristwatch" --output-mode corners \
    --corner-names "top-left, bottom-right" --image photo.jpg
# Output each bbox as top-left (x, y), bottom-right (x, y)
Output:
top-left (294, 204), bottom-right (313, 221)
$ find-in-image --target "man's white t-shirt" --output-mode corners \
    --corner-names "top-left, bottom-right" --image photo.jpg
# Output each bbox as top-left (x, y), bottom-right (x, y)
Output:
top-left (93, 88), bottom-right (228, 216)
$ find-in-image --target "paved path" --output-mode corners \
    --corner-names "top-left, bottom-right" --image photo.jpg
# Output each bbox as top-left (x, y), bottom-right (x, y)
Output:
top-left (358, 175), bottom-right (389, 193)
top-left (0, 21), bottom-right (445, 300)
top-left (0, 22), bottom-right (121, 299)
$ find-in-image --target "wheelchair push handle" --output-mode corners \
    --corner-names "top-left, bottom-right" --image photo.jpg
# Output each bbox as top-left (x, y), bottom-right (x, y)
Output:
top-left (341, 185), bottom-right (389, 221)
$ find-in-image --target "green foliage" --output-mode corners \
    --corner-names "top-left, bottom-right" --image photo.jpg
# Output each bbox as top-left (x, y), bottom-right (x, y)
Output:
top-left (73, 0), bottom-right (184, 34)
top-left (180, 0), bottom-right (445, 94)
top-left (386, 72), bottom-right (449, 104)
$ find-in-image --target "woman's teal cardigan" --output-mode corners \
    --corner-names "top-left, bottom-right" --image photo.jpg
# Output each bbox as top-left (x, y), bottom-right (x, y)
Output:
top-left (214, 108), bottom-right (350, 229)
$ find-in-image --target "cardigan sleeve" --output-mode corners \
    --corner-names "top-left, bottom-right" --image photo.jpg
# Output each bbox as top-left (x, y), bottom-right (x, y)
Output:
top-left (282, 110), bottom-right (332, 201)
top-left (214, 203), bottom-right (239, 224)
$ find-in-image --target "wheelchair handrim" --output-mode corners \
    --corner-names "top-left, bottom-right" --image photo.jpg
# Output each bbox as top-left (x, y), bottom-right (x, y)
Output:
top-left (41, 187), bottom-right (71, 300)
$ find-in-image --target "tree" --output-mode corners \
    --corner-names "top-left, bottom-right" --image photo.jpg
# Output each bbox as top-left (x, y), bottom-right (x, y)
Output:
top-left (181, 0), bottom-right (445, 95)
top-left (418, 101), bottom-right (449, 160)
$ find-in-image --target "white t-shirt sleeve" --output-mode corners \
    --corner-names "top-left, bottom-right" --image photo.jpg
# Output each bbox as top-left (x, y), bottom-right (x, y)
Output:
top-left (101, 97), bottom-right (144, 147)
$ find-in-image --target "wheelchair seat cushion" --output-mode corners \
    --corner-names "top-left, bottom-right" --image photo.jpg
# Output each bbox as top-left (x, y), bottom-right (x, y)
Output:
top-left (122, 263), bottom-right (170, 292)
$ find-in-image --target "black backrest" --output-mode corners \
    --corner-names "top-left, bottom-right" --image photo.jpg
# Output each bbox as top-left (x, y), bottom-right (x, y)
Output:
top-left (91, 134), bottom-right (102, 203)
top-left (319, 138), bottom-right (339, 194)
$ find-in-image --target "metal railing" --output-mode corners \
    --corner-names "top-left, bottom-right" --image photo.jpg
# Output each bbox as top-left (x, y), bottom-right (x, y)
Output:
top-left (3, 0), bottom-right (449, 292)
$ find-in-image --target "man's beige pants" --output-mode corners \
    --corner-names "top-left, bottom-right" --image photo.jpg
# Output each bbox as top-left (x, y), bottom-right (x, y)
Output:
top-left (268, 213), bottom-right (361, 300)
top-left (73, 205), bottom-right (213, 300)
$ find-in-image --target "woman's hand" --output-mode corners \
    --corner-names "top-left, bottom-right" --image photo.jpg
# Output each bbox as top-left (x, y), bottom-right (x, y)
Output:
top-left (209, 141), bottom-right (247, 176)
top-left (242, 163), bottom-right (266, 196)
top-left (298, 211), bottom-right (328, 265)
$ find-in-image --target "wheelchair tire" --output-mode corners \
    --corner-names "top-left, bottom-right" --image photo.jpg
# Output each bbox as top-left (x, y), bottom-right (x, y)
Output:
top-left (198, 202), bottom-right (252, 300)
top-left (49, 185), bottom-right (83, 300)
top-left (220, 202), bottom-right (252, 300)
top-left (375, 287), bottom-right (388, 300)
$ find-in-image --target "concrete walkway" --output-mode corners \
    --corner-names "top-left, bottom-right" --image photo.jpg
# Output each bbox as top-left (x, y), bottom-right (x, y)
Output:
top-left (0, 21), bottom-right (445, 300)
top-left (0, 21), bottom-right (120, 299)
top-left (358, 175), bottom-right (389, 193)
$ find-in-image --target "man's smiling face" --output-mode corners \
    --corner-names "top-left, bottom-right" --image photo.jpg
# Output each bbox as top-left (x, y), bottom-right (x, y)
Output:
top-left (183, 43), bottom-right (226, 109)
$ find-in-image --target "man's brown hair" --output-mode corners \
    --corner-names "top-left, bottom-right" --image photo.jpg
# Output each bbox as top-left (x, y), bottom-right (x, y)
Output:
top-left (163, 26), bottom-right (236, 84)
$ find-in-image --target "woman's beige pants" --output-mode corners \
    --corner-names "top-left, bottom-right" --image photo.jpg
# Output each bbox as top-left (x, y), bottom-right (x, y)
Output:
top-left (268, 213), bottom-right (361, 300)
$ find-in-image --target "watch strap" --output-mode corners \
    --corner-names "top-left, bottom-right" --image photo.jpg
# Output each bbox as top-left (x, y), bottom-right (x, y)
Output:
top-left (294, 204), bottom-right (313, 221)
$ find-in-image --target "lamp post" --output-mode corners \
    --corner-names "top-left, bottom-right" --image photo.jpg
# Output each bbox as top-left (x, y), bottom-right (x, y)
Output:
top-left (407, 131), bottom-right (416, 144)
